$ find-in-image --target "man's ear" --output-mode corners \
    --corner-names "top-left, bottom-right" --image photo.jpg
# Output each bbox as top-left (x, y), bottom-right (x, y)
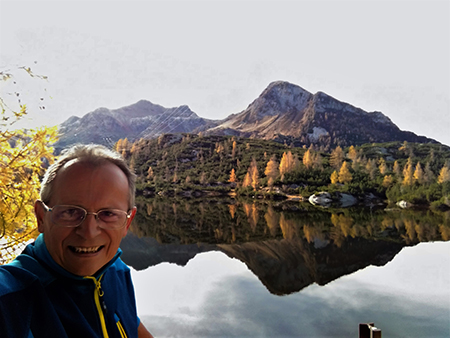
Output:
top-left (35, 200), bottom-right (46, 233)
top-left (122, 206), bottom-right (137, 237)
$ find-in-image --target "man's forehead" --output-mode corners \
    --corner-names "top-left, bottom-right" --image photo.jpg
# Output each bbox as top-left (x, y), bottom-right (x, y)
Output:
top-left (57, 160), bottom-right (123, 181)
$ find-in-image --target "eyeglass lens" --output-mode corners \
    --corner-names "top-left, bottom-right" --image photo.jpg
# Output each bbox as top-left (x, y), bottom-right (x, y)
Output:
top-left (51, 205), bottom-right (128, 229)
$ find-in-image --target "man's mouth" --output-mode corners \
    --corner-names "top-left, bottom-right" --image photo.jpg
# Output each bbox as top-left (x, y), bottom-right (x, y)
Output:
top-left (69, 246), bottom-right (103, 254)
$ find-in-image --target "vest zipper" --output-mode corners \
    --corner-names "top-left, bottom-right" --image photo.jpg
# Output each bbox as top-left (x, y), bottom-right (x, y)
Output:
top-left (84, 275), bottom-right (109, 338)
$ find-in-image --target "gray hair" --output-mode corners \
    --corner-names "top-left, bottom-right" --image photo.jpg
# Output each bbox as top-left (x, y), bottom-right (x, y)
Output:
top-left (40, 144), bottom-right (136, 209)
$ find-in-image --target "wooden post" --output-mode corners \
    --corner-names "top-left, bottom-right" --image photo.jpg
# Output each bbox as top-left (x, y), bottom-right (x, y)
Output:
top-left (359, 323), bottom-right (381, 338)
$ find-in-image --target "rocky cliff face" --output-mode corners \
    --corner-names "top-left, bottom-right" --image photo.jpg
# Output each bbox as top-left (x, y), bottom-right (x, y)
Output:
top-left (207, 81), bottom-right (436, 148)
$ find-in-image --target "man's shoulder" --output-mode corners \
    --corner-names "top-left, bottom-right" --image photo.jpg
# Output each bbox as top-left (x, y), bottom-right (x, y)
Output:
top-left (0, 254), bottom-right (55, 296)
top-left (0, 262), bottom-right (41, 296)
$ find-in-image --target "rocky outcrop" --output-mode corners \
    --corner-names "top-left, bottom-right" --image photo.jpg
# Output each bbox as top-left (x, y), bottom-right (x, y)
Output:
top-left (309, 191), bottom-right (358, 208)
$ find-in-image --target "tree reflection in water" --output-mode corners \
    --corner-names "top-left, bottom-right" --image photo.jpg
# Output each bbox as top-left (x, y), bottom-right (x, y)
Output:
top-left (122, 197), bottom-right (450, 295)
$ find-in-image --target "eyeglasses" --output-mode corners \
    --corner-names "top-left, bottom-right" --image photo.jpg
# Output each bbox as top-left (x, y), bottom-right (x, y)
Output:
top-left (40, 201), bottom-right (132, 230)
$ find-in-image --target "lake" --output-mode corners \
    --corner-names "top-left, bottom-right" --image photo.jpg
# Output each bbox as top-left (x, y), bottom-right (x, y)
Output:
top-left (120, 197), bottom-right (450, 338)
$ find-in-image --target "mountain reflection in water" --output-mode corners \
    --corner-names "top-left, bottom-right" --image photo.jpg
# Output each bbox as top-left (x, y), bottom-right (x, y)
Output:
top-left (122, 198), bottom-right (449, 295)
top-left (121, 198), bottom-right (450, 337)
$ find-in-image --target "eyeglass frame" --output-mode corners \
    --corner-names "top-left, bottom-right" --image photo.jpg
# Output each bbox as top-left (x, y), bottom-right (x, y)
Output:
top-left (39, 200), bottom-right (133, 230)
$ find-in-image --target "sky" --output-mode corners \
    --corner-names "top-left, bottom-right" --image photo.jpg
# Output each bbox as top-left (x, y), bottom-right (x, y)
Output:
top-left (1, 0), bottom-right (449, 146)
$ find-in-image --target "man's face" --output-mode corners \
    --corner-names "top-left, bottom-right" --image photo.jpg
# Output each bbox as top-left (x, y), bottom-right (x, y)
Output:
top-left (35, 161), bottom-right (136, 276)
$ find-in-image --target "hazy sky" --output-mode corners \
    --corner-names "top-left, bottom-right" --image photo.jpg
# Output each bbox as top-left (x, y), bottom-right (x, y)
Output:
top-left (1, 0), bottom-right (449, 146)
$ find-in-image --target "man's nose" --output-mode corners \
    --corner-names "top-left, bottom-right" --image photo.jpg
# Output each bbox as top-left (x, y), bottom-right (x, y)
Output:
top-left (75, 213), bottom-right (102, 238)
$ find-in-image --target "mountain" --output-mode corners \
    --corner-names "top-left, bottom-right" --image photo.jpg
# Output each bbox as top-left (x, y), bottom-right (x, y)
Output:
top-left (206, 81), bottom-right (437, 148)
top-left (54, 100), bottom-right (219, 150)
top-left (55, 81), bottom-right (439, 150)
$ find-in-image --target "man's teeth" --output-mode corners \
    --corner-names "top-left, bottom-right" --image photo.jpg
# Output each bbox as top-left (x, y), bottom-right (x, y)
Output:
top-left (73, 246), bottom-right (101, 253)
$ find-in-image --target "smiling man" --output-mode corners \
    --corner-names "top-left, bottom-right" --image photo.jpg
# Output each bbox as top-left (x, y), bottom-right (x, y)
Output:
top-left (0, 144), bottom-right (154, 338)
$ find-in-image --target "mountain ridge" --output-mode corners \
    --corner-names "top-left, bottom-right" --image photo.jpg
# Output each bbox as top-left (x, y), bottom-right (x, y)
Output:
top-left (54, 81), bottom-right (439, 150)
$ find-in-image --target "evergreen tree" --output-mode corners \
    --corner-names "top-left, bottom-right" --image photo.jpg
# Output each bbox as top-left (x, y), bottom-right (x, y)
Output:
top-left (424, 162), bottom-right (435, 184)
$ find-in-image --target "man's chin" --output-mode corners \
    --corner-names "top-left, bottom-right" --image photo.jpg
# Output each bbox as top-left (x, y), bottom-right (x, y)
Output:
top-left (64, 248), bottom-right (109, 276)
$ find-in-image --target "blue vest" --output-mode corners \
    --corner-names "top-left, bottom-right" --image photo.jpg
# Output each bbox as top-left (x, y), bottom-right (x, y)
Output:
top-left (0, 234), bottom-right (139, 338)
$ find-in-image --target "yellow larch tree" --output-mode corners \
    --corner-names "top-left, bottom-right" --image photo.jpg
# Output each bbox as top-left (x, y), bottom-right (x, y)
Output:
top-left (279, 151), bottom-right (298, 180)
top-left (330, 170), bottom-right (339, 184)
top-left (330, 146), bottom-right (344, 169)
top-left (264, 155), bottom-right (279, 188)
top-left (228, 168), bottom-right (237, 184)
top-left (382, 175), bottom-right (394, 188)
top-left (413, 162), bottom-right (424, 184)
top-left (302, 149), bottom-right (313, 169)
top-left (347, 145), bottom-right (358, 162)
top-left (438, 165), bottom-right (450, 184)
top-left (338, 161), bottom-right (352, 184)
top-left (402, 158), bottom-right (414, 186)
top-left (231, 140), bottom-right (237, 158)
top-left (249, 158), bottom-right (259, 190)
top-left (242, 172), bottom-right (252, 188)
top-left (393, 160), bottom-right (401, 178)
top-left (378, 158), bottom-right (389, 175)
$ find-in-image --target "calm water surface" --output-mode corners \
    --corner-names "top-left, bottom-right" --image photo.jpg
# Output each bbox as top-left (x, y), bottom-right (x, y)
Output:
top-left (121, 199), bottom-right (450, 338)
top-left (128, 241), bottom-right (449, 338)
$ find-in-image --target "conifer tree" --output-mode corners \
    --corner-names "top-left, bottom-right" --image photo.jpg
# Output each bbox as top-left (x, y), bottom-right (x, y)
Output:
top-left (338, 161), bottom-right (352, 184)
top-left (147, 166), bottom-right (154, 179)
top-left (303, 149), bottom-right (313, 169)
top-left (382, 175), bottom-right (394, 188)
top-left (330, 170), bottom-right (339, 184)
top-left (264, 156), bottom-right (279, 185)
top-left (438, 165), bottom-right (450, 184)
top-left (115, 138), bottom-right (123, 152)
top-left (413, 162), bottom-right (424, 184)
top-left (378, 158), bottom-right (389, 175)
top-left (245, 158), bottom-right (259, 190)
top-left (402, 158), bottom-right (414, 186)
top-left (393, 160), bottom-right (401, 177)
top-left (200, 171), bottom-right (207, 185)
top-left (347, 145), bottom-right (358, 162)
top-left (242, 172), bottom-right (252, 188)
top-left (365, 159), bottom-right (378, 180)
top-left (424, 162), bottom-right (435, 184)
top-left (229, 168), bottom-right (237, 183)
top-left (251, 164), bottom-right (259, 190)
top-left (279, 151), bottom-right (298, 179)
top-left (330, 146), bottom-right (344, 169)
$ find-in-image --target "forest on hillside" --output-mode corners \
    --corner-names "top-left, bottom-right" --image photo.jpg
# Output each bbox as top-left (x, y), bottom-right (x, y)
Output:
top-left (116, 134), bottom-right (450, 208)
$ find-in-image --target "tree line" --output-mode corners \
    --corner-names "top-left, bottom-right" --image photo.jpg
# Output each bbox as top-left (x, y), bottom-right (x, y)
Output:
top-left (116, 134), bottom-right (450, 207)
